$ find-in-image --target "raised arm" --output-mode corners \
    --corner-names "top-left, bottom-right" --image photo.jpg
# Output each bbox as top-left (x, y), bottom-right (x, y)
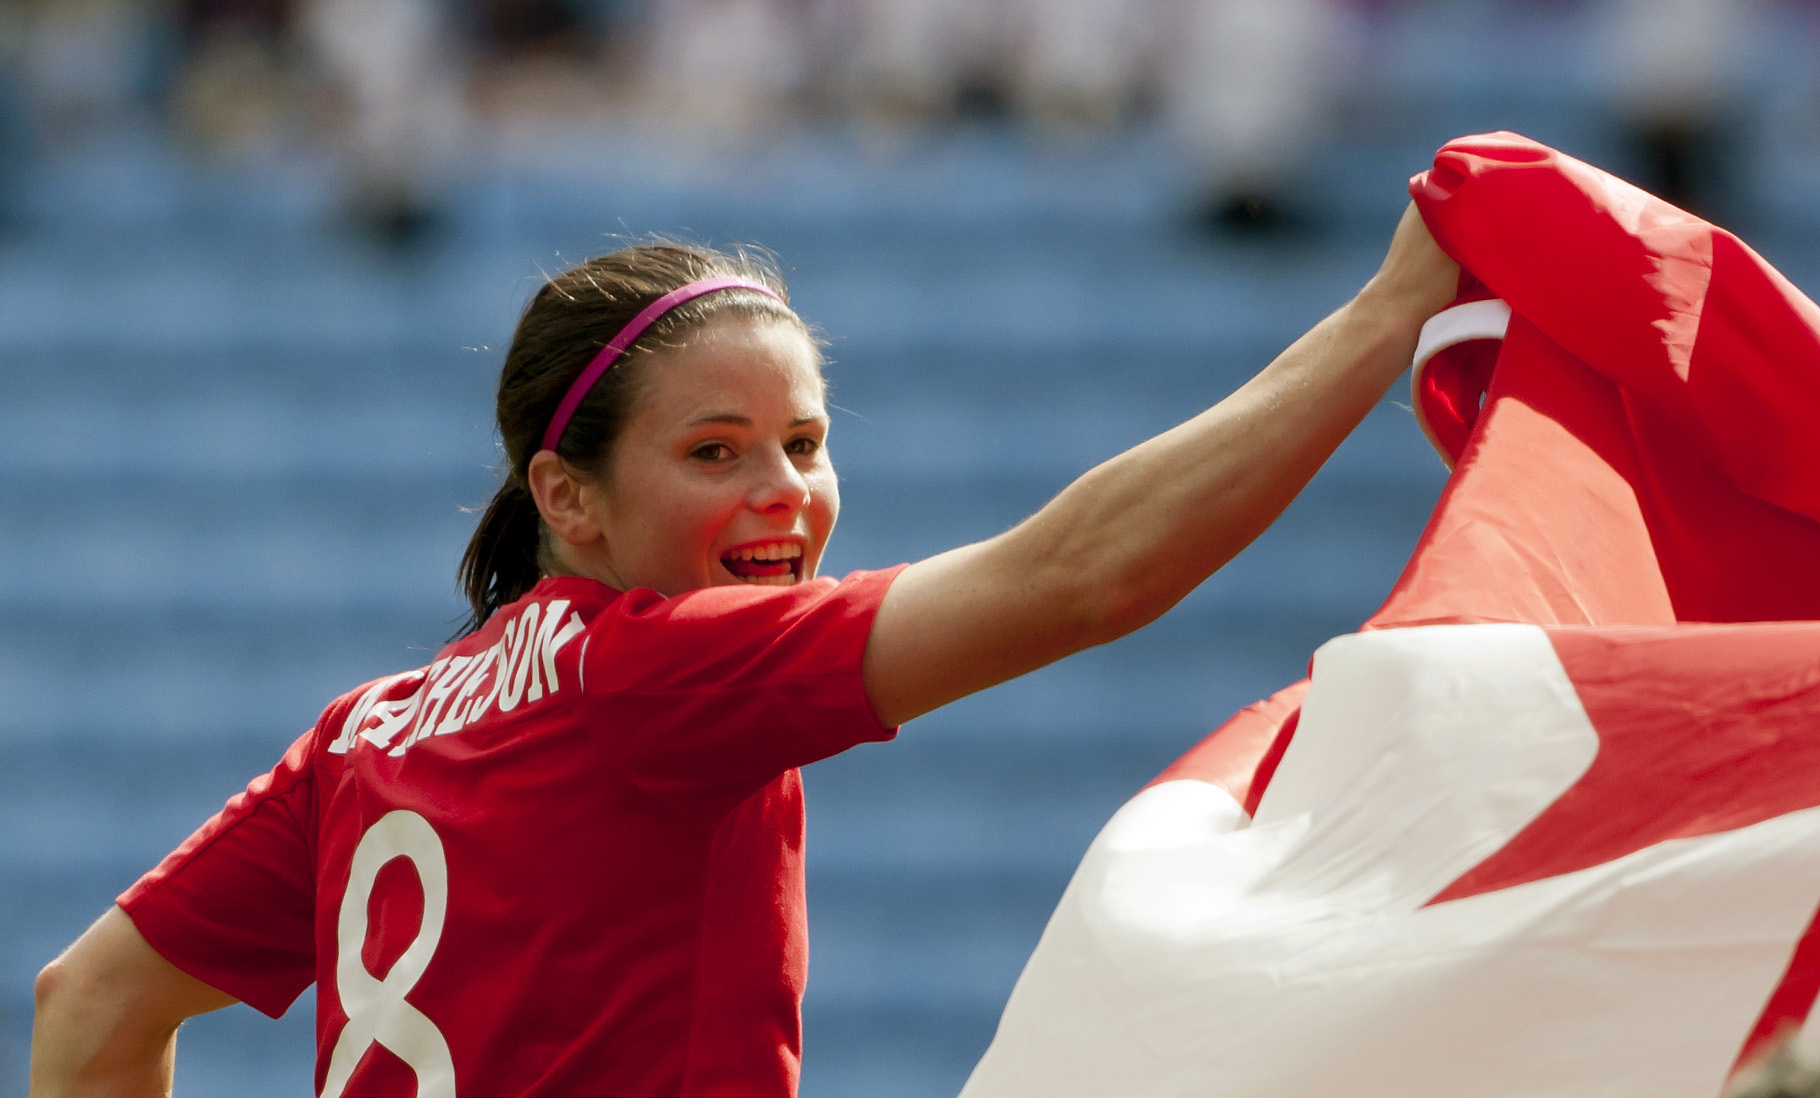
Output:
top-left (863, 203), bottom-right (1460, 727)
top-left (31, 906), bottom-right (237, 1098)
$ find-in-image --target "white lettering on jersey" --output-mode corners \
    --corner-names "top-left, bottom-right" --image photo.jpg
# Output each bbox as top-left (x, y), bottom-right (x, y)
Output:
top-left (529, 598), bottom-right (584, 702)
top-left (326, 599), bottom-right (588, 758)
top-left (322, 810), bottom-right (455, 1098)
top-left (326, 672), bottom-right (426, 756)
top-left (360, 662), bottom-right (441, 753)
top-left (498, 603), bottom-right (538, 714)
top-left (433, 649), bottom-right (493, 737)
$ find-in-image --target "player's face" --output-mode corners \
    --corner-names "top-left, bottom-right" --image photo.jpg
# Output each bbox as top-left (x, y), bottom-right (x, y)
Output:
top-left (593, 313), bottom-right (837, 596)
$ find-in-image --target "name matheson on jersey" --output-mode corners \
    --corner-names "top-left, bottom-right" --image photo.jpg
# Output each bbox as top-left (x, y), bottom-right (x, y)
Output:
top-left (327, 599), bottom-right (588, 757)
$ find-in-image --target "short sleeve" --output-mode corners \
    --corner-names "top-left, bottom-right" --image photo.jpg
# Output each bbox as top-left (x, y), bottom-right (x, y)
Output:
top-left (586, 566), bottom-right (906, 793)
top-left (117, 728), bottom-right (320, 1018)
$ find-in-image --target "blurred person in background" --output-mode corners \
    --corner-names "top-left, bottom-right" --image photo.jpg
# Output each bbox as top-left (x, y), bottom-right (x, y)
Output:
top-left (819, 0), bottom-right (1015, 124)
top-left (164, 0), bottom-right (470, 247)
top-left (15, 0), bottom-right (153, 146)
top-left (1002, 0), bottom-right (1149, 132)
top-left (301, 0), bottom-right (466, 246)
top-left (1160, 0), bottom-right (1354, 236)
top-left (639, 0), bottom-right (810, 136)
top-left (1593, 0), bottom-right (1771, 220)
top-left (703, 0), bottom-right (1351, 209)
top-left (168, 0), bottom-right (300, 154)
top-left (469, 0), bottom-right (592, 58)
top-left (0, 2), bottom-right (27, 233)
top-left (801, 0), bottom-right (1142, 133)
top-left (463, 0), bottom-right (625, 122)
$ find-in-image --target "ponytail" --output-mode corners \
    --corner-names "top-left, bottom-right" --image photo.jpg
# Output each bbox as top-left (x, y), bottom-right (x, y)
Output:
top-left (457, 477), bottom-right (543, 636)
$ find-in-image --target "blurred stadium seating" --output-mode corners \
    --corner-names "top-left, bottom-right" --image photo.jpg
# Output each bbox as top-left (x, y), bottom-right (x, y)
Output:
top-left (4, 1), bottom-right (1820, 1094)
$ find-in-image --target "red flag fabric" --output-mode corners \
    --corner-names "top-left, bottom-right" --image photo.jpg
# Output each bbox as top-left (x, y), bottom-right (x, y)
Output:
top-left (961, 134), bottom-right (1820, 1097)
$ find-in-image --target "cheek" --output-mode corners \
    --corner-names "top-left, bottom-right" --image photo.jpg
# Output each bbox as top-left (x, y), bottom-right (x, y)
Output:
top-left (617, 466), bottom-right (724, 553)
top-left (811, 467), bottom-right (840, 531)
top-left (687, 484), bottom-right (747, 543)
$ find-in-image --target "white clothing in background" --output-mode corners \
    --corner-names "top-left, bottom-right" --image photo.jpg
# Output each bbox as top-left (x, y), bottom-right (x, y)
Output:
top-left (1158, 0), bottom-right (1345, 192)
top-left (302, 0), bottom-right (465, 194)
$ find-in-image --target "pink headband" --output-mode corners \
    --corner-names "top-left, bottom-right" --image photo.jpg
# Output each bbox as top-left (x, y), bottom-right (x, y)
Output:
top-left (541, 276), bottom-right (786, 452)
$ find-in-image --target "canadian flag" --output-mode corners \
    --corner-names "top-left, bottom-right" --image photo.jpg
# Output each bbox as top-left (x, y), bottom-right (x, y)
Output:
top-left (960, 134), bottom-right (1820, 1098)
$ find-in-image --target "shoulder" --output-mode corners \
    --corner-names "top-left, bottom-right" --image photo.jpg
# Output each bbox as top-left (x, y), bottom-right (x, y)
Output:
top-left (583, 567), bottom-right (908, 695)
top-left (611, 567), bottom-right (905, 628)
top-left (315, 667), bottom-right (434, 757)
top-left (596, 567), bottom-right (907, 652)
top-left (301, 580), bottom-right (624, 762)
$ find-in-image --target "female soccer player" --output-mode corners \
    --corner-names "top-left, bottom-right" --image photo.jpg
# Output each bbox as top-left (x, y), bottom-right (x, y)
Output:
top-left (30, 203), bottom-right (1458, 1097)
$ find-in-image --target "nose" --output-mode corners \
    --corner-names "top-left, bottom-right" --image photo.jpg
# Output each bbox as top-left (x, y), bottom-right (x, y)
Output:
top-left (747, 444), bottom-right (812, 516)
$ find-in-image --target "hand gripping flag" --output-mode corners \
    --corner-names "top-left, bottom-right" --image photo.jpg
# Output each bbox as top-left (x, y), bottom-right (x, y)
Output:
top-left (960, 133), bottom-right (1820, 1098)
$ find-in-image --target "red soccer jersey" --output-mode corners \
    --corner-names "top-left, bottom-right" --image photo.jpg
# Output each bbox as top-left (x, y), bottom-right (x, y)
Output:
top-left (119, 568), bottom-right (904, 1097)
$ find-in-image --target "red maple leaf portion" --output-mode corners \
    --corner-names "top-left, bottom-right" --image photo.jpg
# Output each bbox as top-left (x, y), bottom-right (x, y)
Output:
top-left (1429, 623), bottom-right (1820, 1071)
top-left (1144, 681), bottom-right (1305, 817)
top-left (1431, 623), bottom-right (1820, 907)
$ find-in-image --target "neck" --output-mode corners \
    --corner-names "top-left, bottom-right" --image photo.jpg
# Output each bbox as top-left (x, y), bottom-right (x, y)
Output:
top-left (540, 540), bottom-right (624, 591)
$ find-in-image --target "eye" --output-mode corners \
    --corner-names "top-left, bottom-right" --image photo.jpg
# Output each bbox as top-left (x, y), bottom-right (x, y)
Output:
top-left (691, 442), bottom-right (734, 463)
top-left (786, 435), bottom-right (822, 457)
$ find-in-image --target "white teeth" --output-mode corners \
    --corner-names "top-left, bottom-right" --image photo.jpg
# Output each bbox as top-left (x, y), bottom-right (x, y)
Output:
top-left (729, 543), bottom-right (804, 562)
top-left (734, 573), bottom-right (797, 586)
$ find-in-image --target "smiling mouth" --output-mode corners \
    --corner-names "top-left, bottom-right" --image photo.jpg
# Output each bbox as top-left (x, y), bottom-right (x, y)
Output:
top-left (721, 542), bottom-right (804, 586)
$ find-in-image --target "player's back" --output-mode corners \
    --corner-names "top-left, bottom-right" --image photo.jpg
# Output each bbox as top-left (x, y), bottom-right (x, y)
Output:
top-left (307, 581), bottom-right (822, 1095)
top-left (122, 570), bottom-right (901, 1097)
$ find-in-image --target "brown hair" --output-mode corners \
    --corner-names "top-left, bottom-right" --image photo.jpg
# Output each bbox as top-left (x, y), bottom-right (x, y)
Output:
top-left (456, 241), bottom-right (804, 634)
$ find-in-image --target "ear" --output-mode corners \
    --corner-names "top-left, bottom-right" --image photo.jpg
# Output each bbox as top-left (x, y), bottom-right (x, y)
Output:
top-left (526, 450), bottom-right (606, 548)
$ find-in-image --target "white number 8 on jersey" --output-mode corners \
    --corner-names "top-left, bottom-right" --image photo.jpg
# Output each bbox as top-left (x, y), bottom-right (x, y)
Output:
top-left (321, 810), bottom-right (456, 1098)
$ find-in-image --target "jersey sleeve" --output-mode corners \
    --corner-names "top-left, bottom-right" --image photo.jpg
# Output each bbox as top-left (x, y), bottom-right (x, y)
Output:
top-left (587, 566), bottom-right (906, 793)
top-left (116, 725), bottom-right (322, 1018)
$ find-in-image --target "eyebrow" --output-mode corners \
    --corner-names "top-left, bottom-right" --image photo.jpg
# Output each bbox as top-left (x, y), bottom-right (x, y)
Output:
top-left (687, 413), bottom-right (828, 428)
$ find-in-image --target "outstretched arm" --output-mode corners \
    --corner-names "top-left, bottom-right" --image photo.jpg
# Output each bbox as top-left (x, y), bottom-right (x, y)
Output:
top-left (864, 203), bottom-right (1460, 727)
top-left (31, 906), bottom-right (237, 1098)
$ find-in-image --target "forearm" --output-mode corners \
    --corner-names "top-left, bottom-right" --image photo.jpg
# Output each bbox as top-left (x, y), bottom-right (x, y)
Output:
top-left (31, 1034), bottom-right (175, 1098)
top-left (866, 284), bottom-right (1432, 726)
top-left (1021, 284), bottom-right (1425, 641)
top-left (863, 203), bottom-right (1458, 726)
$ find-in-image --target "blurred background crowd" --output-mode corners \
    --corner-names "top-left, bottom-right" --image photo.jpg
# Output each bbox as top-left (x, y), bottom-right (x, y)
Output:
top-left (9, 2), bottom-right (1820, 1096)
top-left (5, 0), bottom-right (1819, 247)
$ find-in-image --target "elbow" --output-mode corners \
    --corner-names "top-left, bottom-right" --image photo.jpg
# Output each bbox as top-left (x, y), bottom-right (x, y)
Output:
top-left (34, 956), bottom-right (68, 1017)
top-left (1022, 541), bottom-right (1174, 651)
top-left (1071, 568), bottom-right (1172, 649)
top-left (1026, 528), bottom-right (1186, 651)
